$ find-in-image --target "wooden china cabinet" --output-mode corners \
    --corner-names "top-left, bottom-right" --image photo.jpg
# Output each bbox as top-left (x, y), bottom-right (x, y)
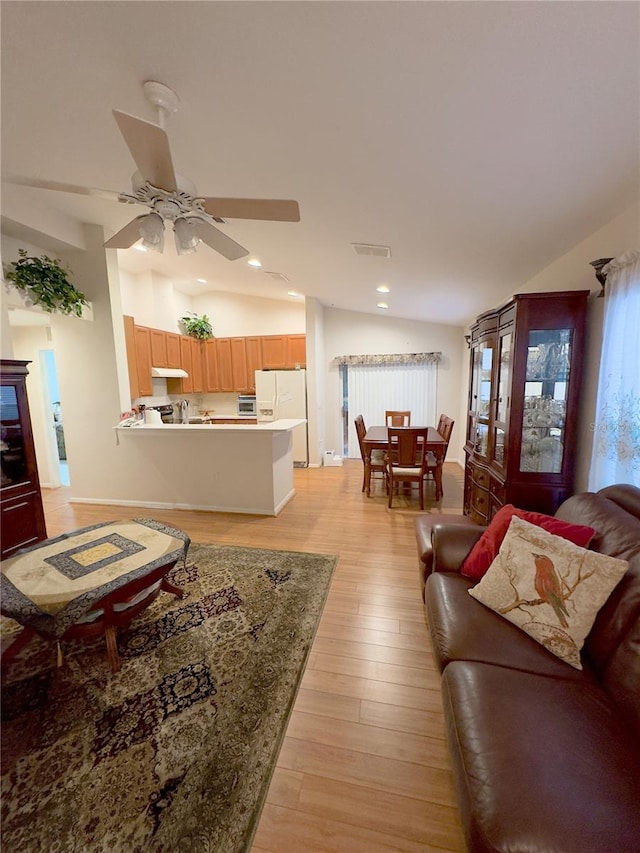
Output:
top-left (1, 359), bottom-right (47, 559)
top-left (464, 290), bottom-right (589, 524)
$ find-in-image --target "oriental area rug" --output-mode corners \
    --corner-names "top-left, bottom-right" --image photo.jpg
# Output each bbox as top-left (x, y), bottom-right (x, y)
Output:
top-left (1, 543), bottom-right (337, 852)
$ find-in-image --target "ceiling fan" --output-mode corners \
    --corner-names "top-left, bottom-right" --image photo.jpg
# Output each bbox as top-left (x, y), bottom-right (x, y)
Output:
top-left (8, 81), bottom-right (300, 261)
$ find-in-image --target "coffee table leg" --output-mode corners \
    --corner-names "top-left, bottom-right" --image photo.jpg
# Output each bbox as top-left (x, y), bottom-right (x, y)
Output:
top-left (104, 625), bottom-right (121, 673)
top-left (161, 578), bottom-right (186, 599)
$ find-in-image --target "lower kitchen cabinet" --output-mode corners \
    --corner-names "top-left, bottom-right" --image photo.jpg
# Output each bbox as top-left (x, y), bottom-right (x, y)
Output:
top-left (1, 359), bottom-right (47, 559)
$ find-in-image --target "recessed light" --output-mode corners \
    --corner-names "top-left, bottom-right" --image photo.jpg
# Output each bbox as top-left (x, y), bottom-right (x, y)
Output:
top-left (133, 244), bottom-right (147, 252)
top-left (247, 258), bottom-right (262, 268)
top-left (377, 302), bottom-right (389, 309)
top-left (287, 290), bottom-right (302, 298)
top-left (376, 284), bottom-right (390, 293)
top-left (196, 278), bottom-right (207, 284)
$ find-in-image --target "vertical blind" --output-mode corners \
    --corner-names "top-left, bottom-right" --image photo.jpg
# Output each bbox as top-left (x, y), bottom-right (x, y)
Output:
top-left (346, 362), bottom-right (438, 457)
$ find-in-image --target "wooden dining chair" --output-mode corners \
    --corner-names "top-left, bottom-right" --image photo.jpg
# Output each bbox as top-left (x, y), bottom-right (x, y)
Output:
top-left (354, 415), bottom-right (387, 493)
top-left (425, 416), bottom-right (455, 498)
top-left (386, 426), bottom-right (429, 509)
top-left (385, 410), bottom-right (411, 427)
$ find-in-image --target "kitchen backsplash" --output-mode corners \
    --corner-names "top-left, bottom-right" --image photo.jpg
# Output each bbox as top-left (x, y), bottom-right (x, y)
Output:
top-left (136, 381), bottom-right (241, 416)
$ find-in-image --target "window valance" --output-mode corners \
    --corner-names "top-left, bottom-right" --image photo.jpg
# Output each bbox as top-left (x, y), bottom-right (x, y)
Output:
top-left (334, 352), bottom-right (442, 366)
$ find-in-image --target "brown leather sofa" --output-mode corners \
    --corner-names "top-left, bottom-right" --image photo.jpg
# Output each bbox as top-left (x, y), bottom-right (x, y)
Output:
top-left (415, 485), bottom-right (640, 853)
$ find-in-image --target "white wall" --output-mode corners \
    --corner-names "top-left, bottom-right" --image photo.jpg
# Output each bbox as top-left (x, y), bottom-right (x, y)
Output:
top-left (323, 308), bottom-right (466, 463)
top-left (118, 268), bottom-right (306, 338)
top-left (191, 290), bottom-right (305, 337)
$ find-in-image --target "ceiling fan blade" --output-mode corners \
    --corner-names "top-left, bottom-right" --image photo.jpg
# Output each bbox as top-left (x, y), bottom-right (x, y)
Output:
top-left (201, 197), bottom-right (300, 222)
top-left (193, 220), bottom-right (249, 261)
top-left (104, 215), bottom-right (148, 249)
top-left (112, 110), bottom-right (177, 192)
top-left (4, 176), bottom-right (121, 202)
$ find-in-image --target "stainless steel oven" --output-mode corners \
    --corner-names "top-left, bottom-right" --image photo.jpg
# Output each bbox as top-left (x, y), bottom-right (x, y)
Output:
top-left (237, 395), bottom-right (257, 416)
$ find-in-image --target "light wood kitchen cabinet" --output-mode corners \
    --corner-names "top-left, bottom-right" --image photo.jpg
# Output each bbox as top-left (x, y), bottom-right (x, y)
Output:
top-left (134, 326), bottom-right (153, 396)
top-left (179, 336), bottom-right (193, 393)
top-left (245, 337), bottom-right (263, 392)
top-left (204, 340), bottom-right (219, 392)
top-left (261, 334), bottom-right (306, 369)
top-left (150, 329), bottom-right (167, 367)
top-left (231, 338), bottom-right (249, 392)
top-left (287, 334), bottom-right (306, 368)
top-left (190, 339), bottom-right (204, 393)
top-left (261, 335), bottom-right (288, 369)
top-left (216, 338), bottom-right (234, 391)
top-left (165, 333), bottom-right (181, 368)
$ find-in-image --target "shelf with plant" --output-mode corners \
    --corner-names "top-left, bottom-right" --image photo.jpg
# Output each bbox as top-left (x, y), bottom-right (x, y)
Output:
top-left (4, 250), bottom-right (88, 318)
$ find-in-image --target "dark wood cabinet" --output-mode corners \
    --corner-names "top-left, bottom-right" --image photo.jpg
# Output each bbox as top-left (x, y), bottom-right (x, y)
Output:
top-left (1, 359), bottom-right (47, 559)
top-left (464, 290), bottom-right (589, 523)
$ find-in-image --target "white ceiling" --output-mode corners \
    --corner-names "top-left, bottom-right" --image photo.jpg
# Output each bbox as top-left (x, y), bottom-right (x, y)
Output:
top-left (1, 1), bottom-right (638, 327)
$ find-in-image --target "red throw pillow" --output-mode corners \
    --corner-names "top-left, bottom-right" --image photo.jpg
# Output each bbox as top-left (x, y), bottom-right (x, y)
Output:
top-left (461, 504), bottom-right (596, 580)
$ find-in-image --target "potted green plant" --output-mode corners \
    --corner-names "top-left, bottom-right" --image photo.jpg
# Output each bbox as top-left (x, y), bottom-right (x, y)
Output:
top-left (180, 312), bottom-right (214, 340)
top-left (5, 249), bottom-right (88, 318)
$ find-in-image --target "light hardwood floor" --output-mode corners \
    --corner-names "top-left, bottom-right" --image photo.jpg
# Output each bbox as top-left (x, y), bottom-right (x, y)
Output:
top-left (40, 459), bottom-right (466, 853)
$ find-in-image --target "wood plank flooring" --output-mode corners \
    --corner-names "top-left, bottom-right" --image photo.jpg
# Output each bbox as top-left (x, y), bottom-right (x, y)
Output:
top-left (39, 460), bottom-right (466, 852)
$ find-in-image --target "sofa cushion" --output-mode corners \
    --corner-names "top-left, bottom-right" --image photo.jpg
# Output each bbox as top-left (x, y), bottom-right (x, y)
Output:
top-left (468, 517), bottom-right (628, 669)
top-left (425, 571), bottom-right (594, 680)
top-left (461, 503), bottom-right (595, 580)
top-left (442, 661), bottom-right (640, 853)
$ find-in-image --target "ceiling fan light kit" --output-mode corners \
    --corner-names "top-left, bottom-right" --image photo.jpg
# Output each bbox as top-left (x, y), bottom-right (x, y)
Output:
top-left (139, 212), bottom-right (165, 253)
top-left (10, 80), bottom-right (300, 262)
top-left (174, 216), bottom-right (201, 255)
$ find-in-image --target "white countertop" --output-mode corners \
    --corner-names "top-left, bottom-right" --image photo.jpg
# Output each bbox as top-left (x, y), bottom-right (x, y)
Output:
top-left (116, 418), bottom-right (306, 433)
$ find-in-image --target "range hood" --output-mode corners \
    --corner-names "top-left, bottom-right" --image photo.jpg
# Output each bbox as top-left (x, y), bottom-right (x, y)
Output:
top-left (151, 366), bottom-right (189, 379)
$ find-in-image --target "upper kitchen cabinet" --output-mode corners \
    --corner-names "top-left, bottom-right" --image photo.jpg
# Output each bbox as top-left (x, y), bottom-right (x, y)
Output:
top-left (151, 329), bottom-right (181, 369)
top-left (261, 335), bottom-right (288, 369)
top-left (287, 335), bottom-right (306, 368)
top-left (134, 326), bottom-right (153, 397)
top-left (231, 338), bottom-right (250, 393)
top-left (215, 338), bottom-right (234, 392)
top-left (1, 360), bottom-right (47, 559)
top-left (204, 340), bottom-right (219, 392)
top-left (464, 290), bottom-right (589, 524)
top-left (245, 337), bottom-right (263, 392)
top-left (261, 334), bottom-right (306, 369)
top-left (179, 336), bottom-right (193, 393)
top-left (190, 339), bottom-right (204, 393)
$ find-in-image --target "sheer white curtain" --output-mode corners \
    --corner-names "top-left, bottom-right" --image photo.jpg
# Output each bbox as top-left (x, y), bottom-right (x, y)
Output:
top-left (346, 363), bottom-right (437, 457)
top-left (588, 249), bottom-right (640, 490)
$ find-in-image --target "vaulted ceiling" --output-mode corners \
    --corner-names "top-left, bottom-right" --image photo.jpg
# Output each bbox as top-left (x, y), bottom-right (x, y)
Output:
top-left (2, 1), bottom-right (638, 326)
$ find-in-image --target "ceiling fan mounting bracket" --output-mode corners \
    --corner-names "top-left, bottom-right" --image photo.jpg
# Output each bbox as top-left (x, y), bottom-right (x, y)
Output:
top-left (143, 81), bottom-right (180, 126)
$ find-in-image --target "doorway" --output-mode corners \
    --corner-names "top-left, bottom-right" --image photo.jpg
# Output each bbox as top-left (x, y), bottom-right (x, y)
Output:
top-left (42, 349), bottom-right (69, 486)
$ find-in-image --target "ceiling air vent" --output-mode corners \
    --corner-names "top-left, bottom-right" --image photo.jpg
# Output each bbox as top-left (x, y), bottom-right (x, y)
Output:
top-left (263, 271), bottom-right (290, 283)
top-left (352, 242), bottom-right (391, 258)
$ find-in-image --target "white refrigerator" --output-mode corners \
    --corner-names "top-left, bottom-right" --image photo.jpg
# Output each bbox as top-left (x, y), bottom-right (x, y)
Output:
top-left (255, 369), bottom-right (308, 466)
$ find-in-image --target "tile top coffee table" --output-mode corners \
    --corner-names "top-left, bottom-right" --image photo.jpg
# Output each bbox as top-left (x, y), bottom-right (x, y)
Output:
top-left (1, 518), bottom-right (190, 672)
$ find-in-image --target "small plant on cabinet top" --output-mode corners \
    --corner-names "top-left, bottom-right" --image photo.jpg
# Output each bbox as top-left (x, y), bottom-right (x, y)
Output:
top-left (180, 312), bottom-right (214, 340)
top-left (5, 249), bottom-right (88, 317)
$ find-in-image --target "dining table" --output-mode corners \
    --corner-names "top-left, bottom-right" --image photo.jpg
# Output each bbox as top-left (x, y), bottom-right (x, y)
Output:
top-left (362, 425), bottom-right (447, 499)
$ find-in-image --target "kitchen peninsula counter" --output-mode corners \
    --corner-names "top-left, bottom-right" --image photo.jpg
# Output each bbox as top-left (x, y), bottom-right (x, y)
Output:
top-left (105, 419), bottom-right (306, 516)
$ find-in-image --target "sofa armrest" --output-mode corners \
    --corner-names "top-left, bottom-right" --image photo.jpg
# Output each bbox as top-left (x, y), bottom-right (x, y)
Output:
top-left (432, 524), bottom-right (485, 573)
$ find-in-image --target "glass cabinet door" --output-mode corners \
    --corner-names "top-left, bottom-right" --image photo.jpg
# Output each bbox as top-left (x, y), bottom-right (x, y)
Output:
top-left (470, 341), bottom-right (493, 457)
top-left (520, 328), bottom-right (571, 474)
top-left (492, 331), bottom-right (511, 468)
top-left (1, 384), bottom-right (28, 487)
